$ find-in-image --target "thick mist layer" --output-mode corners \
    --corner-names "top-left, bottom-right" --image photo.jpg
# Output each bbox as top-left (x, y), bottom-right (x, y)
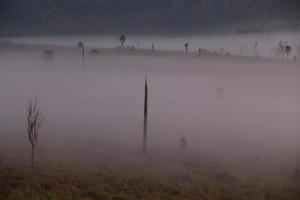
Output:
top-left (2, 32), bottom-right (300, 58)
top-left (0, 35), bottom-right (299, 171)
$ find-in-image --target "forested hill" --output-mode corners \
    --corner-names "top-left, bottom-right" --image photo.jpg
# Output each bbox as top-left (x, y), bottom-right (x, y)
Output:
top-left (0, 0), bottom-right (300, 36)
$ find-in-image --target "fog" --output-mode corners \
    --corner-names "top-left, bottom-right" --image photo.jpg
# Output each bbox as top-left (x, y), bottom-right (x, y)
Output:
top-left (0, 33), bottom-right (300, 172)
top-left (3, 32), bottom-right (300, 58)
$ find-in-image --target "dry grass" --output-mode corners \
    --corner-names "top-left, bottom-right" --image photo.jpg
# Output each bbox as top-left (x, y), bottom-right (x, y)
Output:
top-left (0, 154), bottom-right (299, 200)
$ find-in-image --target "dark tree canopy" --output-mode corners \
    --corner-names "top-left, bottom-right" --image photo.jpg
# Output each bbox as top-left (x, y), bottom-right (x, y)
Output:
top-left (0, 0), bottom-right (299, 36)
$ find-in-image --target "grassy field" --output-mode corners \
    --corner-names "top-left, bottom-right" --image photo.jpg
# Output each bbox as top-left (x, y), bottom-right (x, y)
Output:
top-left (1, 153), bottom-right (299, 200)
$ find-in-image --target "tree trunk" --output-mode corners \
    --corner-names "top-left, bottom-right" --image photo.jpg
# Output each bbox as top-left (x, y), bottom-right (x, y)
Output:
top-left (31, 145), bottom-right (34, 170)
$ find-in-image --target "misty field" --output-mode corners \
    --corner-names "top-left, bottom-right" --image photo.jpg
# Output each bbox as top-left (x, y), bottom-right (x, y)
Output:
top-left (1, 155), bottom-right (300, 200)
top-left (0, 34), bottom-right (300, 199)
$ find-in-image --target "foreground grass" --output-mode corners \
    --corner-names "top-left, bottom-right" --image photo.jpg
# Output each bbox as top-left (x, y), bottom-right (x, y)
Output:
top-left (0, 156), bottom-right (299, 200)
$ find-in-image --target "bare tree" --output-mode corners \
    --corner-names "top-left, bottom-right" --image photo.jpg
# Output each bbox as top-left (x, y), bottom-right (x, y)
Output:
top-left (26, 99), bottom-right (44, 170)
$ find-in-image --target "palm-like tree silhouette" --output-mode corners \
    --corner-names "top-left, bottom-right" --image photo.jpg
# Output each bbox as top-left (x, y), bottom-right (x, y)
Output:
top-left (184, 43), bottom-right (189, 53)
top-left (120, 35), bottom-right (126, 47)
top-left (77, 42), bottom-right (85, 66)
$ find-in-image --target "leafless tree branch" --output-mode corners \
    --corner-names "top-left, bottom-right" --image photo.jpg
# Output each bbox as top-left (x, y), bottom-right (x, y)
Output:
top-left (26, 98), bottom-right (44, 170)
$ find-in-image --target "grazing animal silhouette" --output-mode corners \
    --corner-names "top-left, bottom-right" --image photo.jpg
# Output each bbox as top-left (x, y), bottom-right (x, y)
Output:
top-left (43, 49), bottom-right (54, 61)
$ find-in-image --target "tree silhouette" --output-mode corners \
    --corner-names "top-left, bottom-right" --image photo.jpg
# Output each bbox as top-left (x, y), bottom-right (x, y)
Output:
top-left (184, 43), bottom-right (189, 53)
top-left (285, 45), bottom-right (291, 59)
top-left (26, 99), bottom-right (44, 170)
top-left (77, 42), bottom-right (85, 66)
top-left (120, 35), bottom-right (126, 47)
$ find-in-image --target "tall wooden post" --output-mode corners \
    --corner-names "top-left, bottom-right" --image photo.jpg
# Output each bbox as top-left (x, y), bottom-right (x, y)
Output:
top-left (143, 77), bottom-right (148, 153)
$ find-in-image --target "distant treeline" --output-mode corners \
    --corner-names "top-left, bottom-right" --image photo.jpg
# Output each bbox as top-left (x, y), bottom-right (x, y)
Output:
top-left (0, 0), bottom-right (300, 36)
